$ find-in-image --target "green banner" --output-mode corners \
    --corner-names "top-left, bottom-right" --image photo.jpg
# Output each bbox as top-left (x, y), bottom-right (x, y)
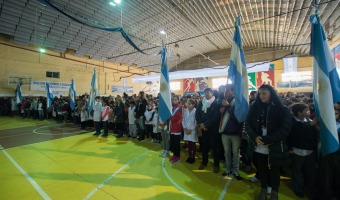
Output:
top-left (248, 72), bottom-right (257, 91)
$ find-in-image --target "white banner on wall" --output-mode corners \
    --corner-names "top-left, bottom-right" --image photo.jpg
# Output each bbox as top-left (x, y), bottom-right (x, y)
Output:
top-left (30, 81), bottom-right (71, 92)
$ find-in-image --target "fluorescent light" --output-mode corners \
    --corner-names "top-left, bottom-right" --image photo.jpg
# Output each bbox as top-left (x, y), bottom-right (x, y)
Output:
top-left (160, 30), bottom-right (166, 35)
top-left (39, 48), bottom-right (46, 53)
top-left (109, 2), bottom-right (116, 6)
top-left (114, 0), bottom-right (121, 4)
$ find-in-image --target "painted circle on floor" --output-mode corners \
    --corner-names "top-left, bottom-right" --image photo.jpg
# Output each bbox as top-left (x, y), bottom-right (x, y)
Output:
top-left (33, 124), bottom-right (87, 135)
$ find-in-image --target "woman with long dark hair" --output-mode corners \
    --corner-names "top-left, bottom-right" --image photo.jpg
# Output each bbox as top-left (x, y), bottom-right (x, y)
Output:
top-left (246, 84), bottom-right (291, 200)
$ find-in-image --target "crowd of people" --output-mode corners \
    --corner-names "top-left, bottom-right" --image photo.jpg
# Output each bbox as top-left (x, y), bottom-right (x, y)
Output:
top-left (1, 84), bottom-right (340, 200)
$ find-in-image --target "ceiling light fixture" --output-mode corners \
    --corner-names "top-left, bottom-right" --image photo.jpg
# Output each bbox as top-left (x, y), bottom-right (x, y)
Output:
top-left (160, 30), bottom-right (166, 35)
top-left (114, 0), bottom-right (121, 4)
top-left (109, 2), bottom-right (116, 6)
top-left (39, 48), bottom-right (46, 53)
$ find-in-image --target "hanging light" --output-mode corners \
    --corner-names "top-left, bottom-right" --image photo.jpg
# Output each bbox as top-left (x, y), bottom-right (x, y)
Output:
top-left (114, 0), bottom-right (121, 4)
top-left (109, 2), bottom-right (116, 6)
top-left (39, 48), bottom-right (46, 53)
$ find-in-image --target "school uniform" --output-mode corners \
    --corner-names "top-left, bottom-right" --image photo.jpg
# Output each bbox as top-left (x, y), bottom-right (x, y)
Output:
top-left (128, 106), bottom-right (137, 137)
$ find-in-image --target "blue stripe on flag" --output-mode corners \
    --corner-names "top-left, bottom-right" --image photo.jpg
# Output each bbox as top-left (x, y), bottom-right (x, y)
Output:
top-left (310, 14), bottom-right (340, 155)
top-left (158, 47), bottom-right (172, 122)
top-left (46, 82), bottom-right (54, 108)
top-left (16, 83), bottom-right (22, 104)
top-left (88, 68), bottom-right (98, 112)
top-left (228, 16), bottom-right (249, 123)
top-left (69, 80), bottom-right (76, 110)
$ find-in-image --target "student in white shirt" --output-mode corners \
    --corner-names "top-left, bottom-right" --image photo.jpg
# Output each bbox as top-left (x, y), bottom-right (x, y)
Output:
top-left (128, 101), bottom-right (137, 138)
top-left (101, 100), bottom-right (110, 137)
top-left (182, 99), bottom-right (198, 164)
top-left (152, 107), bottom-right (160, 143)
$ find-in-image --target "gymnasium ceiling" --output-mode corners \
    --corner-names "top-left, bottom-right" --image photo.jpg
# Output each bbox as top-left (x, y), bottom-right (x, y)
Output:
top-left (0, 0), bottom-right (339, 72)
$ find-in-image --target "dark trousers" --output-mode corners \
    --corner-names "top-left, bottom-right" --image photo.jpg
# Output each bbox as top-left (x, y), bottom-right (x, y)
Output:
top-left (201, 130), bottom-right (220, 167)
top-left (291, 152), bottom-right (317, 198)
top-left (95, 121), bottom-right (101, 134)
top-left (102, 121), bottom-right (108, 136)
top-left (188, 141), bottom-right (197, 158)
top-left (240, 139), bottom-right (251, 166)
top-left (170, 134), bottom-right (181, 157)
top-left (145, 124), bottom-right (153, 138)
top-left (255, 152), bottom-right (280, 192)
top-left (115, 122), bottom-right (124, 136)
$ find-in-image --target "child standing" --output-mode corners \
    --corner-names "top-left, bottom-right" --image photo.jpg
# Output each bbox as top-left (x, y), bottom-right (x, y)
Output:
top-left (101, 100), bottom-right (110, 137)
top-left (152, 107), bottom-right (160, 143)
top-left (169, 95), bottom-right (182, 163)
top-left (182, 99), bottom-right (198, 164)
top-left (144, 104), bottom-right (154, 141)
top-left (128, 101), bottom-right (137, 138)
top-left (287, 103), bottom-right (318, 199)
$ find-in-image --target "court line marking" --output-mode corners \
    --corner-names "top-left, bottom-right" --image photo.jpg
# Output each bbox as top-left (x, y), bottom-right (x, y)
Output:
top-left (218, 177), bottom-right (232, 200)
top-left (83, 146), bottom-right (159, 200)
top-left (161, 158), bottom-right (202, 200)
top-left (1, 146), bottom-right (51, 200)
top-left (33, 124), bottom-right (86, 135)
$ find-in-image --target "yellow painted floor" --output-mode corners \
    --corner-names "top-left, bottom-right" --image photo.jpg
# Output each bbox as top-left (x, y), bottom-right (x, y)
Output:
top-left (0, 117), bottom-right (303, 200)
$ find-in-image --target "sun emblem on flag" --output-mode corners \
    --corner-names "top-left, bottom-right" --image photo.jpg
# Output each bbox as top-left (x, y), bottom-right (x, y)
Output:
top-left (70, 90), bottom-right (74, 100)
top-left (160, 82), bottom-right (167, 91)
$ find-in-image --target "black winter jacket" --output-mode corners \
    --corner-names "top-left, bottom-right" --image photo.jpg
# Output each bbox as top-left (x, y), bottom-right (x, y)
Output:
top-left (195, 99), bottom-right (220, 131)
top-left (246, 102), bottom-right (291, 167)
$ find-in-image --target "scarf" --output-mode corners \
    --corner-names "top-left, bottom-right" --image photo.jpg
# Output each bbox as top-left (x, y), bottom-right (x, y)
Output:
top-left (202, 96), bottom-right (215, 113)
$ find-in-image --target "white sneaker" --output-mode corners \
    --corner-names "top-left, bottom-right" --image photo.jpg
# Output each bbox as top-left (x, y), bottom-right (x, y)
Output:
top-left (159, 150), bottom-right (165, 157)
top-left (249, 176), bottom-right (260, 183)
top-left (267, 187), bottom-right (272, 195)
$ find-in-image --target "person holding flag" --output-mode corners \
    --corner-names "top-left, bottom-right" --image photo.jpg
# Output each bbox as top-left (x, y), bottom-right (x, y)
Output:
top-left (158, 46), bottom-right (172, 156)
top-left (309, 4), bottom-right (340, 198)
top-left (219, 16), bottom-right (249, 181)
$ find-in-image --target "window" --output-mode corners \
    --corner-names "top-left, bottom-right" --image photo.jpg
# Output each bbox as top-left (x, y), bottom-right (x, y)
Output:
top-left (46, 71), bottom-right (60, 78)
top-left (170, 81), bottom-right (181, 91)
top-left (212, 78), bottom-right (232, 89)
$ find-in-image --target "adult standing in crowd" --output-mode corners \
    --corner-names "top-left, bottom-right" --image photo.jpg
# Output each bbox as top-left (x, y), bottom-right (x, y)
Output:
top-left (134, 91), bottom-right (148, 141)
top-left (246, 84), bottom-right (291, 200)
top-left (92, 96), bottom-right (102, 136)
top-left (196, 88), bottom-right (221, 173)
top-left (114, 95), bottom-right (125, 138)
top-left (219, 85), bottom-right (243, 180)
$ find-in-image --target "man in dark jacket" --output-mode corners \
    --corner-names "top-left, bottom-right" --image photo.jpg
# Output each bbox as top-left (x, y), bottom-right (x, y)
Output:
top-left (134, 91), bottom-right (148, 140)
top-left (219, 85), bottom-right (243, 180)
top-left (196, 88), bottom-right (221, 173)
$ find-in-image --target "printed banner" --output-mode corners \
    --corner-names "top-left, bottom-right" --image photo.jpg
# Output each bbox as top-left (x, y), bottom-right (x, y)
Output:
top-left (183, 78), bottom-right (195, 93)
top-left (257, 70), bottom-right (275, 87)
top-left (248, 72), bottom-right (257, 91)
top-left (112, 86), bottom-right (133, 93)
top-left (333, 44), bottom-right (340, 78)
top-left (30, 80), bottom-right (71, 92)
top-left (195, 77), bottom-right (208, 91)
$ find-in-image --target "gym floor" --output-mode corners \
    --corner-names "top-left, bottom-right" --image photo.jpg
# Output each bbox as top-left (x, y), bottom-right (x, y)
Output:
top-left (0, 117), bottom-right (301, 200)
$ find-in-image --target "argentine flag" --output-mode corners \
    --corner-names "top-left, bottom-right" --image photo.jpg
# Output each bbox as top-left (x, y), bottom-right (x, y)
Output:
top-left (16, 82), bottom-right (22, 104)
top-left (228, 16), bottom-right (249, 123)
top-left (88, 68), bottom-right (98, 113)
top-left (46, 82), bottom-right (54, 108)
top-left (310, 14), bottom-right (340, 155)
top-left (158, 46), bottom-right (172, 122)
top-left (69, 79), bottom-right (76, 110)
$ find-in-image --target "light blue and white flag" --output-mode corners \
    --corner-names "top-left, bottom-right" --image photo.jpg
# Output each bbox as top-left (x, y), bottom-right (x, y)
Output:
top-left (228, 16), bottom-right (249, 123)
top-left (88, 68), bottom-right (98, 113)
top-left (16, 82), bottom-right (22, 104)
top-left (158, 46), bottom-right (172, 122)
top-left (310, 14), bottom-right (340, 156)
top-left (46, 82), bottom-right (54, 108)
top-left (69, 79), bottom-right (76, 110)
